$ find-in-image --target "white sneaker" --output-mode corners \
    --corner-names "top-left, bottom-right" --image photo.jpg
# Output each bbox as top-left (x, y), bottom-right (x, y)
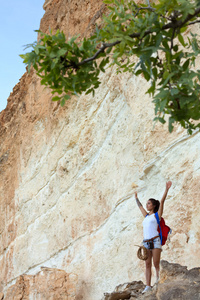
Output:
top-left (155, 277), bottom-right (159, 284)
top-left (142, 286), bottom-right (152, 294)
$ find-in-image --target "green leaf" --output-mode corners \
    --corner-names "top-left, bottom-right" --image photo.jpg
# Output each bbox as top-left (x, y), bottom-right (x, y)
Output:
top-left (154, 116), bottom-right (166, 124)
top-left (60, 98), bottom-right (66, 106)
top-left (152, 68), bottom-right (158, 80)
top-left (162, 40), bottom-right (170, 51)
top-left (57, 48), bottom-right (68, 57)
top-left (173, 45), bottom-right (179, 52)
top-left (162, 72), bottom-right (177, 87)
top-left (34, 46), bottom-right (40, 55)
top-left (64, 94), bottom-right (70, 101)
top-left (119, 41), bottom-right (126, 54)
top-left (52, 96), bottom-right (60, 101)
top-left (160, 98), bottom-right (167, 112)
top-left (168, 117), bottom-right (175, 133)
top-left (103, 0), bottom-right (113, 3)
top-left (106, 46), bottom-right (113, 54)
top-left (85, 88), bottom-right (94, 95)
top-left (178, 34), bottom-right (187, 47)
top-left (170, 88), bottom-right (179, 96)
top-left (182, 59), bottom-right (190, 71)
top-left (146, 81), bottom-right (156, 95)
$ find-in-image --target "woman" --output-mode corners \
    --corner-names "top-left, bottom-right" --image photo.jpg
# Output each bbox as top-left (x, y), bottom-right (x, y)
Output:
top-left (135, 181), bottom-right (172, 293)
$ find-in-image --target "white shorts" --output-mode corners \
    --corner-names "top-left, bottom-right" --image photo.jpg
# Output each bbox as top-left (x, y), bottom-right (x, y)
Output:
top-left (143, 237), bottom-right (162, 250)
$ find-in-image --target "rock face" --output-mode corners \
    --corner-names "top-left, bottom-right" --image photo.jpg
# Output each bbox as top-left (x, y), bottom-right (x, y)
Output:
top-left (0, 0), bottom-right (200, 299)
top-left (103, 260), bottom-right (200, 300)
top-left (5, 268), bottom-right (77, 300)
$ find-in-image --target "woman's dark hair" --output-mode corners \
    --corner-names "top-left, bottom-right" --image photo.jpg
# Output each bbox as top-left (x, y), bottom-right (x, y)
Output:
top-left (149, 198), bottom-right (160, 213)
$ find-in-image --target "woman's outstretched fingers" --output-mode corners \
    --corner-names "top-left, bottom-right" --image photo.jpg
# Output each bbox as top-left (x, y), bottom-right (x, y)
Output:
top-left (166, 181), bottom-right (172, 190)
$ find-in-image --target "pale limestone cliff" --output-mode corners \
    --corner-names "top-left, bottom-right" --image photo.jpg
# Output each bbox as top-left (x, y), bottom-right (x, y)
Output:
top-left (0, 0), bottom-right (200, 299)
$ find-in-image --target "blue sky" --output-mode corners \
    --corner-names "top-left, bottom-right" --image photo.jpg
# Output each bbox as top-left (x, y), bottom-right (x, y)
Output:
top-left (0, 0), bottom-right (45, 112)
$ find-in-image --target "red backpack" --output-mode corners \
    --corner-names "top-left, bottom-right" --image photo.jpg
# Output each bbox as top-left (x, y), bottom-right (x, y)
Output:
top-left (155, 212), bottom-right (171, 245)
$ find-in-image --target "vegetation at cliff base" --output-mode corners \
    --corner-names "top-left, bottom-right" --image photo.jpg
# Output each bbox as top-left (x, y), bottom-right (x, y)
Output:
top-left (20, 0), bottom-right (200, 134)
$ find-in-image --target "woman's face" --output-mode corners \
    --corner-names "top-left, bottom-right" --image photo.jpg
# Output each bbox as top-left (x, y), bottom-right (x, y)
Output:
top-left (146, 200), bottom-right (155, 212)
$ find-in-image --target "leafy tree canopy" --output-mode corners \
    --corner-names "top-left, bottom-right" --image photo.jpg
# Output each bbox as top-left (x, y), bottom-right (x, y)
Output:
top-left (20, 0), bottom-right (200, 134)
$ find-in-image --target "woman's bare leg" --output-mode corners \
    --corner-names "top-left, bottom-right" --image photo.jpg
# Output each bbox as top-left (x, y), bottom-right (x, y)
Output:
top-left (145, 250), bottom-right (152, 286)
top-left (152, 248), bottom-right (162, 280)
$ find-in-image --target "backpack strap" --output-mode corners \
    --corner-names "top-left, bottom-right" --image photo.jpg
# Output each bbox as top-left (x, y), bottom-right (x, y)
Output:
top-left (155, 212), bottom-right (163, 245)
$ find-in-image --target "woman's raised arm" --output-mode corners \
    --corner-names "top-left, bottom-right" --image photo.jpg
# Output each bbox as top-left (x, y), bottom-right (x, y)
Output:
top-left (135, 192), bottom-right (148, 217)
top-left (157, 181), bottom-right (172, 219)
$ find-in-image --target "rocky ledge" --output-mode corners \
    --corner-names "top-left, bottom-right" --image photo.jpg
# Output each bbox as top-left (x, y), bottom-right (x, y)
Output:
top-left (103, 260), bottom-right (200, 300)
top-left (1, 260), bottom-right (200, 299)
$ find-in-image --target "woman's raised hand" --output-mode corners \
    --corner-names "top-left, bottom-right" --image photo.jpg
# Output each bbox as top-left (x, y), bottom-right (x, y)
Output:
top-left (166, 181), bottom-right (172, 190)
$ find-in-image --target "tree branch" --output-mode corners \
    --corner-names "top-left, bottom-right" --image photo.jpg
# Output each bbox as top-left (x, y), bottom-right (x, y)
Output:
top-left (76, 6), bottom-right (200, 67)
top-left (162, 6), bottom-right (200, 30)
top-left (170, 28), bottom-right (176, 51)
top-left (134, 1), bottom-right (155, 17)
top-left (78, 41), bottom-right (121, 66)
top-left (188, 19), bottom-right (200, 25)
